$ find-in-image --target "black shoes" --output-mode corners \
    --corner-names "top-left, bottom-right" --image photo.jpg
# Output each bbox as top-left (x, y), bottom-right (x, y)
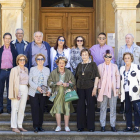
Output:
top-left (123, 127), bottom-right (132, 132)
top-left (111, 127), bottom-right (117, 132)
top-left (133, 127), bottom-right (139, 133)
top-left (7, 110), bottom-right (11, 114)
top-left (38, 127), bottom-right (45, 132)
top-left (77, 128), bottom-right (84, 132)
top-left (0, 110), bottom-right (3, 114)
top-left (101, 127), bottom-right (106, 132)
top-left (34, 127), bottom-right (39, 133)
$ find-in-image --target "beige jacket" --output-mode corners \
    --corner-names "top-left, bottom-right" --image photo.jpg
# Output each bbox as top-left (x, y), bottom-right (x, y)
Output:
top-left (8, 66), bottom-right (28, 100)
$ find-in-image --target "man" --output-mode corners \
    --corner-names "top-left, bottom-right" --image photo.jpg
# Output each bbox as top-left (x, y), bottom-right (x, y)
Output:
top-left (0, 33), bottom-right (17, 114)
top-left (11, 28), bottom-right (29, 55)
top-left (24, 31), bottom-right (51, 71)
top-left (90, 32), bottom-right (116, 112)
top-left (117, 33), bottom-right (140, 114)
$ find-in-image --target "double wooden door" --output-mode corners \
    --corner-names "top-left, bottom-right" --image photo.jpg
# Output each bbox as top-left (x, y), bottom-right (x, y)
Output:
top-left (40, 9), bottom-right (94, 48)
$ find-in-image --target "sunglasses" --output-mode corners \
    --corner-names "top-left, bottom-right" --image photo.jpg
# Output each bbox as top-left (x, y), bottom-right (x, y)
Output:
top-left (19, 59), bottom-right (25, 62)
top-left (77, 40), bottom-right (83, 42)
top-left (104, 56), bottom-right (112, 58)
top-left (98, 37), bottom-right (106, 40)
top-left (58, 39), bottom-right (65, 42)
top-left (37, 58), bottom-right (44, 61)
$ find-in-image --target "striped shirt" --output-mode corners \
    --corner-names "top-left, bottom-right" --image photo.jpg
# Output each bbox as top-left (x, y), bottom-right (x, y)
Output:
top-left (1, 46), bottom-right (13, 69)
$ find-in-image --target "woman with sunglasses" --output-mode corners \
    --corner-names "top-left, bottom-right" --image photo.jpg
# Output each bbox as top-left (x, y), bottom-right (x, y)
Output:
top-left (97, 50), bottom-right (120, 132)
top-left (29, 53), bottom-right (51, 133)
top-left (9, 54), bottom-right (28, 133)
top-left (50, 36), bottom-right (71, 72)
top-left (70, 36), bottom-right (86, 75)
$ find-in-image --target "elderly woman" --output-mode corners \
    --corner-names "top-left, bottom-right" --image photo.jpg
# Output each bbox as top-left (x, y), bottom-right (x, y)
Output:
top-left (75, 48), bottom-right (100, 132)
top-left (48, 57), bottom-right (75, 132)
top-left (98, 50), bottom-right (120, 132)
top-left (29, 53), bottom-right (51, 133)
top-left (9, 54), bottom-right (28, 133)
top-left (119, 52), bottom-right (140, 133)
top-left (70, 36), bottom-right (86, 74)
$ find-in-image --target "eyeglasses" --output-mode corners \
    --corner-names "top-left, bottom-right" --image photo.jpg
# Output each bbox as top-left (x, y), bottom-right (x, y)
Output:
top-left (37, 58), bottom-right (44, 61)
top-left (58, 39), bottom-right (65, 42)
top-left (104, 56), bottom-right (112, 58)
top-left (98, 37), bottom-right (106, 40)
top-left (19, 59), bottom-right (25, 62)
top-left (16, 33), bottom-right (23, 35)
top-left (77, 40), bottom-right (83, 42)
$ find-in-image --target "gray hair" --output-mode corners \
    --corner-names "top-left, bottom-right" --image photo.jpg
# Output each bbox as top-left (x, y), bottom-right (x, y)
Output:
top-left (125, 34), bottom-right (134, 39)
top-left (34, 31), bottom-right (43, 37)
top-left (15, 28), bottom-right (24, 34)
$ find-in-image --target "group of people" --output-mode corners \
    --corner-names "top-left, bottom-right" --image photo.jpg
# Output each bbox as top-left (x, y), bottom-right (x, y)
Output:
top-left (0, 28), bottom-right (140, 133)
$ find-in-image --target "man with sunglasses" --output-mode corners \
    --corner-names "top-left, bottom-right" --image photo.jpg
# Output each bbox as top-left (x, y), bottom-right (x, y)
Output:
top-left (90, 32), bottom-right (115, 112)
top-left (0, 33), bottom-right (17, 114)
top-left (24, 31), bottom-right (51, 71)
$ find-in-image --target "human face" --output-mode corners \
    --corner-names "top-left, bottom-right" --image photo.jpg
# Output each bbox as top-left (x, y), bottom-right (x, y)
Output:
top-left (125, 35), bottom-right (134, 46)
top-left (81, 51), bottom-right (89, 62)
top-left (104, 54), bottom-right (112, 64)
top-left (124, 54), bottom-right (132, 66)
top-left (36, 56), bottom-right (45, 66)
top-left (97, 34), bottom-right (106, 46)
top-left (15, 30), bottom-right (24, 40)
top-left (58, 37), bottom-right (65, 47)
top-left (3, 35), bottom-right (11, 46)
top-left (77, 37), bottom-right (83, 47)
top-left (34, 32), bottom-right (43, 44)
top-left (58, 59), bottom-right (66, 70)
top-left (18, 56), bottom-right (26, 66)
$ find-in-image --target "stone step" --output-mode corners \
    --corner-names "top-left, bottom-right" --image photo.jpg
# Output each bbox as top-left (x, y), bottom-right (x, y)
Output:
top-left (0, 121), bottom-right (129, 131)
top-left (0, 131), bottom-right (139, 140)
top-left (0, 112), bottom-right (131, 121)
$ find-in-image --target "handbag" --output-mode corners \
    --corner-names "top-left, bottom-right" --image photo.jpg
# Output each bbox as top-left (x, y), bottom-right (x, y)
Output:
top-left (49, 94), bottom-right (56, 102)
top-left (65, 89), bottom-right (79, 102)
top-left (136, 102), bottom-right (140, 116)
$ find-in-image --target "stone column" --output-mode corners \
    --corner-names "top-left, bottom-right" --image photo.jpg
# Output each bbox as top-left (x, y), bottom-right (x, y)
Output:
top-left (112, 0), bottom-right (139, 58)
top-left (0, 0), bottom-right (25, 43)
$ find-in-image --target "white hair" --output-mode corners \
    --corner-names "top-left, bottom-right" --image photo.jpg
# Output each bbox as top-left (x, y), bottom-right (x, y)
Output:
top-left (15, 28), bottom-right (24, 34)
top-left (34, 31), bottom-right (43, 37)
top-left (125, 34), bottom-right (134, 39)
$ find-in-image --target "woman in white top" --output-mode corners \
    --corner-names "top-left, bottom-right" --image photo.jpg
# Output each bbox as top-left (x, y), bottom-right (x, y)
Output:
top-left (119, 52), bottom-right (140, 133)
top-left (50, 36), bottom-right (71, 72)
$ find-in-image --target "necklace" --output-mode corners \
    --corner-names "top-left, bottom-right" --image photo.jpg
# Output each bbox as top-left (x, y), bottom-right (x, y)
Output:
top-left (82, 62), bottom-right (89, 75)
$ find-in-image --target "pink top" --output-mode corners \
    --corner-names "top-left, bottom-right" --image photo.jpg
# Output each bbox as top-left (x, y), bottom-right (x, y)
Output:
top-left (1, 46), bottom-right (13, 69)
top-left (19, 68), bottom-right (29, 85)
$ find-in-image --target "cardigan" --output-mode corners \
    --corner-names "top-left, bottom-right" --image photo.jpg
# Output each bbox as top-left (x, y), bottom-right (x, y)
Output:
top-left (28, 66), bottom-right (51, 97)
top-left (24, 41), bottom-right (51, 71)
top-left (50, 47), bottom-right (71, 72)
top-left (120, 63), bottom-right (140, 102)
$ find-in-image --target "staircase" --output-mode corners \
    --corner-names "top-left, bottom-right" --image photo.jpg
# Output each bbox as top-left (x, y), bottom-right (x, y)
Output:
top-left (0, 92), bottom-right (139, 140)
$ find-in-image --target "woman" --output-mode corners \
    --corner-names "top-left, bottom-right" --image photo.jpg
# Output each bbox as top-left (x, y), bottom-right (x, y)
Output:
top-left (119, 52), bottom-right (140, 133)
top-left (97, 50), bottom-right (120, 132)
top-left (29, 53), bottom-right (51, 133)
top-left (75, 48), bottom-right (100, 132)
top-left (9, 54), bottom-right (28, 133)
top-left (70, 36), bottom-right (86, 74)
top-left (50, 36), bottom-right (71, 72)
top-left (48, 57), bottom-right (75, 132)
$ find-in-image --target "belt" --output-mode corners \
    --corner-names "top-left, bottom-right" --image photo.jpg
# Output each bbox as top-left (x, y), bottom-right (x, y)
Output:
top-left (1, 68), bottom-right (11, 71)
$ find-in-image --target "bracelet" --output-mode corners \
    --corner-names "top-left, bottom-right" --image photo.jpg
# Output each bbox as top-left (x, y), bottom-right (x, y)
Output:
top-left (94, 86), bottom-right (97, 88)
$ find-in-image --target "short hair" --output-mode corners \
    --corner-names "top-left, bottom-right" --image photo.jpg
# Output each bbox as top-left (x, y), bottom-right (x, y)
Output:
top-left (98, 32), bottom-right (106, 37)
top-left (123, 52), bottom-right (134, 62)
top-left (15, 28), bottom-right (24, 34)
top-left (73, 36), bottom-right (86, 48)
top-left (16, 54), bottom-right (28, 65)
top-left (104, 50), bottom-right (112, 57)
top-left (3, 33), bottom-right (12, 39)
top-left (35, 53), bottom-right (46, 62)
top-left (80, 48), bottom-right (91, 56)
top-left (55, 57), bottom-right (68, 66)
top-left (125, 34), bottom-right (134, 39)
top-left (34, 31), bottom-right (43, 37)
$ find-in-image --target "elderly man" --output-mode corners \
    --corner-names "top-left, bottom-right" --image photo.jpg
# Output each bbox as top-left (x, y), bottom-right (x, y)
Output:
top-left (0, 33), bottom-right (17, 114)
top-left (117, 33), bottom-right (140, 114)
top-left (90, 32), bottom-right (116, 112)
top-left (24, 31), bottom-right (51, 71)
top-left (11, 28), bottom-right (29, 55)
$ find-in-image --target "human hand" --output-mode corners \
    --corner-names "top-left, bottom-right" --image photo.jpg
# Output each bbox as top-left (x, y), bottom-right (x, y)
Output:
top-left (37, 87), bottom-right (43, 93)
top-left (56, 81), bottom-right (63, 86)
top-left (92, 88), bottom-right (97, 96)
top-left (63, 83), bottom-right (69, 87)
top-left (46, 92), bottom-right (51, 97)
